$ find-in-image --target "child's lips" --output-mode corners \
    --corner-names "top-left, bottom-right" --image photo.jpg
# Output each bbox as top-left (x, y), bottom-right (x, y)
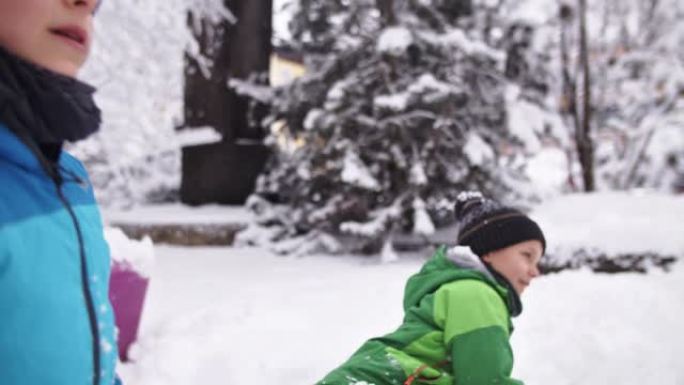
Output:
top-left (49, 25), bottom-right (88, 50)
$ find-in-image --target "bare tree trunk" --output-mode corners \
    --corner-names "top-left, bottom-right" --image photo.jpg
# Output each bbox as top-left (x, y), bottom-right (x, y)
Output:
top-left (577, 0), bottom-right (595, 191)
top-left (559, 3), bottom-right (579, 191)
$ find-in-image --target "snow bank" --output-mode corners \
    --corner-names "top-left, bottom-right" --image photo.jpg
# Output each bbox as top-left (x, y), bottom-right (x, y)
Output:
top-left (104, 227), bottom-right (155, 277)
top-left (514, 265), bottom-right (684, 384)
top-left (532, 192), bottom-right (684, 260)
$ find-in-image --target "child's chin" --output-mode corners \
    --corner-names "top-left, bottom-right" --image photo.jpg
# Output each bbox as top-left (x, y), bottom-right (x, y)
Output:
top-left (44, 61), bottom-right (82, 78)
top-left (23, 54), bottom-right (83, 78)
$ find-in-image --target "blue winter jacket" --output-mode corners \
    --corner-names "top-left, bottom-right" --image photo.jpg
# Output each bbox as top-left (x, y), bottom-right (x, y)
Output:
top-left (0, 123), bottom-right (119, 385)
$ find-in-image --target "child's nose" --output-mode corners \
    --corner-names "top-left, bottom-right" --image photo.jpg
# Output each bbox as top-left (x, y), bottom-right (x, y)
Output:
top-left (530, 265), bottom-right (540, 278)
top-left (66, 0), bottom-right (98, 13)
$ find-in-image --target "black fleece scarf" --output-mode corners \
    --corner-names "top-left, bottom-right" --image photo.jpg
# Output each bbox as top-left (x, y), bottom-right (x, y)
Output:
top-left (0, 46), bottom-right (101, 155)
top-left (485, 264), bottom-right (523, 317)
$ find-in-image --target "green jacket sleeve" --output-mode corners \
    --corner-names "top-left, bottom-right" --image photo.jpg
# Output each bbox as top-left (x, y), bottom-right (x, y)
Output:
top-left (433, 280), bottom-right (524, 385)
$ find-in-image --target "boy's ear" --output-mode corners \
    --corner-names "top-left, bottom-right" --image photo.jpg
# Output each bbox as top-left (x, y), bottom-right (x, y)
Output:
top-left (481, 253), bottom-right (492, 263)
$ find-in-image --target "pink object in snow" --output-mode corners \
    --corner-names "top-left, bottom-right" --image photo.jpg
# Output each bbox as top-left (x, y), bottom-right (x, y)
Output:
top-left (108, 262), bottom-right (149, 362)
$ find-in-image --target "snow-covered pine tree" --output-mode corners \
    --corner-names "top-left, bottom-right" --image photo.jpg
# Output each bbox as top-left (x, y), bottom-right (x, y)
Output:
top-left (238, 0), bottom-right (545, 255)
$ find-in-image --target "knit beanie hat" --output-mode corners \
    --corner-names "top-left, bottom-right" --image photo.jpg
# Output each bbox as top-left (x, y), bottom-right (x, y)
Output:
top-left (454, 192), bottom-right (546, 258)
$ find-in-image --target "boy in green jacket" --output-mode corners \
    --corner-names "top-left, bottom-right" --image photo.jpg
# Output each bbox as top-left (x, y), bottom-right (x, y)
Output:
top-left (317, 192), bottom-right (546, 385)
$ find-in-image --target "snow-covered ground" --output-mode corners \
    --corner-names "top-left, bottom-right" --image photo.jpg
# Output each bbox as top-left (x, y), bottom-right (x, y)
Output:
top-left (112, 192), bottom-right (684, 384)
top-left (118, 245), bottom-right (684, 385)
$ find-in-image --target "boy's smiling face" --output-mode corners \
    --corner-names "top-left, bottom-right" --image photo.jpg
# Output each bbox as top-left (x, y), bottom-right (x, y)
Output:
top-left (482, 239), bottom-right (543, 295)
top-left (0, 0), bottom-right (98, 77)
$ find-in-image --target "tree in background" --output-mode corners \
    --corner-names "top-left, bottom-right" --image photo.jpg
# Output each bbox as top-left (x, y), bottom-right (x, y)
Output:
top-left (548, 0), bottom-right (684, 192)
top-left (555, 0), bottom-right (595, 192)
top-left (237, 0), bottom-right (551, 256)
top-left (71, 0), bottom-right (682, 213)
top-left (587, 0), bottom-right (684, 191)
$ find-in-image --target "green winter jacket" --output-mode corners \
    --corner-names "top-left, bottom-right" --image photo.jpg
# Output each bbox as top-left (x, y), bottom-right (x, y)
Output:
top-left (317, 246), bottom-right (524, 385)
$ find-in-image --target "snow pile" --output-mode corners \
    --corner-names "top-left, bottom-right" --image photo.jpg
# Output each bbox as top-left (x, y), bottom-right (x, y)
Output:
top-left (532, 192), bottom-right (684, 265)
top-left (104, 227), bottom-right (155, 277)
top-left (514, 265), bottom-right (684, 384)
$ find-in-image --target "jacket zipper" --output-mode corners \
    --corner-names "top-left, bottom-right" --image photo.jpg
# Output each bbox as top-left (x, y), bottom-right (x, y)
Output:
top-left (18, 132), bottom-right (102, 385)
top-left (55, 182), bottom-right (102, 385)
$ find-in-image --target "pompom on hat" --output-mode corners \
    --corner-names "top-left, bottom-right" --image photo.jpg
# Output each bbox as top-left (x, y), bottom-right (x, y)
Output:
top-left (454, 192), bottom-right (546, 258)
